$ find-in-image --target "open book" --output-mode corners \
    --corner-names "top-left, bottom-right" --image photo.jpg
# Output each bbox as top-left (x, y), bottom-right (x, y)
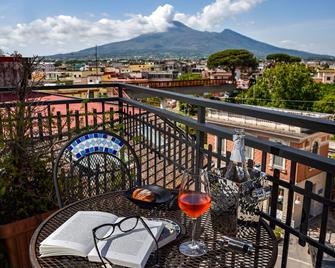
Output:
top-left (40, 211), bottom-right (164, 268)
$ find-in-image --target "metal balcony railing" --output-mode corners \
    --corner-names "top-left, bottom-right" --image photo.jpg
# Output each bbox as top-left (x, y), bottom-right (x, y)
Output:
top-left (0, 82), bottom-right (334, 267)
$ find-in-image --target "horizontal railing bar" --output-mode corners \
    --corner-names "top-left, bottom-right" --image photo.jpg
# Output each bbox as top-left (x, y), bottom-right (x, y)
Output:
top-left (34, 84), bottom-right (118, 91)
top-left (0, 97), bottom-right (118, 108)
top-left (121, 97), bottom-right (335, 173)
top-left (115, 83), bottom-right (335, 134)
top-left (4, 83), bottom-right (335, 134)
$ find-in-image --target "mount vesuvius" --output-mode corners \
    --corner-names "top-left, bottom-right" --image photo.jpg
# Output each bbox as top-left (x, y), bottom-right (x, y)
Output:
top-left (48, 21), bottom-right (334, 60)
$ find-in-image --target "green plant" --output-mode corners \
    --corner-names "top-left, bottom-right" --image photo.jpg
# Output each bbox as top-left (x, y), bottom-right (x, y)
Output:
top-left (274, 226), bottom-right (283, 241)
top-left (0, 54), bottom-right (56, 225)
top-left (0, 156), bottom-right (54, 224)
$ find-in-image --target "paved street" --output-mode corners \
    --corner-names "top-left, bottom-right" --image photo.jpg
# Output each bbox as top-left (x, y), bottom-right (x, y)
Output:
top-left (275, 236), bottom-right (313, 267)
top-left (275, 210), bottom-right (335, 267)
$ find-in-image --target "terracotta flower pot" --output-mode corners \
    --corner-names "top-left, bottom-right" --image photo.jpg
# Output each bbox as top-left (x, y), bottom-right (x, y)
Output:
top-left (0, 210), bottom-right (55, 268)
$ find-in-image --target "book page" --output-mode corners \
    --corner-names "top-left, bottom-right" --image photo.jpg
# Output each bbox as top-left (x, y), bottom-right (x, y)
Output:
top-left (87, 219), bottom-right (163, 268)
top-left (40, 211), bottom-right (118, 257)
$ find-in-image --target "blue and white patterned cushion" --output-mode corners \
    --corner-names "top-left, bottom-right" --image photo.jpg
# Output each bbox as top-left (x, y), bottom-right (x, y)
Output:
top-left (65, 133), bottom-right (124, 161)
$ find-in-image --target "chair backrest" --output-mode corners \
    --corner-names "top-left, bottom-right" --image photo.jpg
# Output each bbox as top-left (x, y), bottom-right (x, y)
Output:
top-left (53, 130), bottom-right (141, 207)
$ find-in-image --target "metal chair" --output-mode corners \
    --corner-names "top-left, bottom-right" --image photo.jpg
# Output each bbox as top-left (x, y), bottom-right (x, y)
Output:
top-left (53, 130), bottom-right (141, 207)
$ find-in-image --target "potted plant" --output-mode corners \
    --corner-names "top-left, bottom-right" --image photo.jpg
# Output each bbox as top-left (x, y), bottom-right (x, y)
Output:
top-left (0, 54), bottom-right (57, 268)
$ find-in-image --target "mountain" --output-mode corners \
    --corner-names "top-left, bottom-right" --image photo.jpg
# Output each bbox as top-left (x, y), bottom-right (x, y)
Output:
top-left (49, 21), bottom-right (334, 60)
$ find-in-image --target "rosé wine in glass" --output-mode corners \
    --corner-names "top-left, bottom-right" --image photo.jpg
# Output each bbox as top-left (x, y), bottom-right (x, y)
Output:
top-left (178, 170), bottom-right (211, 257)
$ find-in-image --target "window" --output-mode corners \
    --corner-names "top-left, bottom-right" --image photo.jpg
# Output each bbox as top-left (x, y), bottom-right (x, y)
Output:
top-left (88, 91), bottom-right (94, 98)
top-left (311, 141), bottom-right (319, 154)
top-left (273, 155), bottom-right (284, 169)
top-left (271, 140), bottom-right (286, 170)
top-left (215, 137), bottom-right (226, 156)
top-left (245, 146), bottom-right (253, 160)
top-left (327, 76), bottom-right (331, 81)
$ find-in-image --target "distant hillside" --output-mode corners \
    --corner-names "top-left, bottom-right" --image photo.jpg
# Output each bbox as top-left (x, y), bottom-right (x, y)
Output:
top-left (48, 21), bottom-right (334, 60)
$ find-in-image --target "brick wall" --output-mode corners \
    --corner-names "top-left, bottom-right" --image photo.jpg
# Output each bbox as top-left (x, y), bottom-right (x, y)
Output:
top-left (207, 133), bottom-right (329, 183)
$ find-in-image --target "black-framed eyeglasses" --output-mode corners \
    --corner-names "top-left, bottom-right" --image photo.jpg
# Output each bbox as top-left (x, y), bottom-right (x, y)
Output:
top-left (92, 216), bottom-right (159, 268)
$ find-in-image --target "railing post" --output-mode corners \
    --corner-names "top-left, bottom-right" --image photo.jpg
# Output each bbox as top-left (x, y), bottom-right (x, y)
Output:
top-left (281, 161), bottom-right (297, 268)
top-left (315, 172), bottom-right (334, 267)
top-left (195, 106), bottom-right (205, 175)
top-left (118, 86), bottom-right (123, 136)
top-left (299, 180), bottom-right (313, 246)
top-left (270, 169), bottom-right (280, 229)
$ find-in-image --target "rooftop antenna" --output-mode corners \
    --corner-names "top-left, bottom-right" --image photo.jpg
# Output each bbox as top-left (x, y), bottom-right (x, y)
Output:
top-left (95, 44), bottom-right (98, 77)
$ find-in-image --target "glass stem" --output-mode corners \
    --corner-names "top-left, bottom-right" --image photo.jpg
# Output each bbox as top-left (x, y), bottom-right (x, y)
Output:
top-left (191, 218), bottom-right (197, 247)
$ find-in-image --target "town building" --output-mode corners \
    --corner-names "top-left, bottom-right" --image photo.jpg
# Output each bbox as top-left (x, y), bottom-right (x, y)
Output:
top-left (314, 69), bottom-right (335, 84)
top-left (203, 69), bottom-right (232, 80)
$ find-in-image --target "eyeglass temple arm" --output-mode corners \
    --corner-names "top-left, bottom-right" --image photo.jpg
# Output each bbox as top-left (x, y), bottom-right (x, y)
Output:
top-left (139, 218), bottom-right (159, 250)
top-left (92, 230), bottom-right (108, 268)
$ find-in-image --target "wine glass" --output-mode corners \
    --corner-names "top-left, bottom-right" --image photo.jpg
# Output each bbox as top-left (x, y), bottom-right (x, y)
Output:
top-left (178, 169), bottom-right (211, 257)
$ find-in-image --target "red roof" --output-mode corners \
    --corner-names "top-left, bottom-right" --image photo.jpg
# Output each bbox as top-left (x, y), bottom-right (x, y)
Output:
top-left (0, 56), bottom-right (21, 63)
top-left (0, 91), bottom-right (75, 103)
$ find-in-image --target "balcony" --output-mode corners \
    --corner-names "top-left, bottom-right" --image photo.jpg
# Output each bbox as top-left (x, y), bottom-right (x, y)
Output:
top-left (0, 82), bottom-right (334, 267)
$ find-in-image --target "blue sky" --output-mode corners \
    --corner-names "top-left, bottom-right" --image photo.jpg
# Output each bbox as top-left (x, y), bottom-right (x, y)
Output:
top-left (0, 0), bottom-right (334, 56)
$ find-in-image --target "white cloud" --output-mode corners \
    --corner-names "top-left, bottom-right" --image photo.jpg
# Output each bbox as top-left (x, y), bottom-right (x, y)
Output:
top-left (0, 1), bottom-right (263, 56)
top-left (280, 40), bottom-right (317, 53)
top-left (101, 12), bottom-right (110, 18)
top-left (175, 0), bottom-right (263, 31)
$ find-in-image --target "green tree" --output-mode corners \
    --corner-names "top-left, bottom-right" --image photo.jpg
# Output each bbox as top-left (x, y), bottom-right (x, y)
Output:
top-left (313, 93), bottom-right (335, 114)
top-left (313, 84), bottom-right (335, 114)
top-left (318, 84), bottom-right (335, 96)
top-left (266, 53), bottom-right (301, 63)
top-left (54, 60), bottom-right (62, 67)
top-left (207, 49), bottom-right (258, 83)
top-left (242, 63), bottom-right (318, 110)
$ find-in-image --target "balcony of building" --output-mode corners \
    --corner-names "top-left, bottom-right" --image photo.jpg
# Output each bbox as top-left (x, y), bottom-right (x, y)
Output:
top-left (0, 82), bottom-right (334, 268)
